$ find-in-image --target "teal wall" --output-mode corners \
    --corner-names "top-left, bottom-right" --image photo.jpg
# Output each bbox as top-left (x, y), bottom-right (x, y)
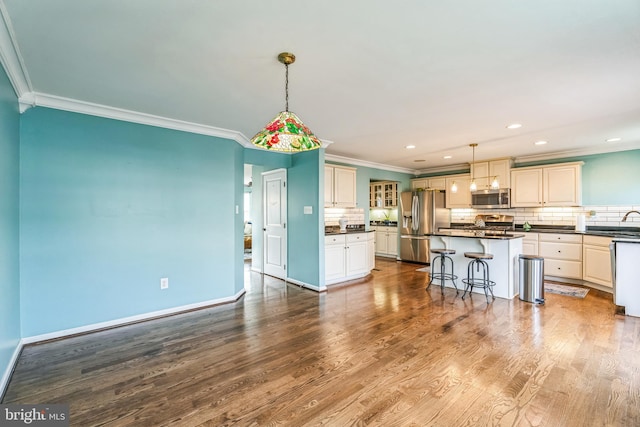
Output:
top-left (244, 148), bottom-right (291, 170)
top-left (288, 150), bottom-right (323, 287)
top-left (19, 108), bottom-right (243, 336)
top-left (0, 63), bottom-right (20, 387)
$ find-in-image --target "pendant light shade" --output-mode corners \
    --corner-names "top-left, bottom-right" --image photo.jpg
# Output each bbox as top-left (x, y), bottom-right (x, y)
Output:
top-left (251, 52), bottom-right (322, 152)
top-left (491, 176), bottom-right (500, 189)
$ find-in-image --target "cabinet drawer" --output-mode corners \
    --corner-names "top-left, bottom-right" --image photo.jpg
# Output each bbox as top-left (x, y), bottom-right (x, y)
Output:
top-left (347, 233), bottom-right (367, 243)
top-left (539, 233), bottom-right (582, 243)
top-left (325, 235), bottom-right (346, 246)
top-left (521, 233), bottom-right (539, 243)
top-left (539, 242), bottom-right (582, 261)
top-left (583, 235), bottom-right (612, 247)
top-left (544, 259), bottom-right (582, 279)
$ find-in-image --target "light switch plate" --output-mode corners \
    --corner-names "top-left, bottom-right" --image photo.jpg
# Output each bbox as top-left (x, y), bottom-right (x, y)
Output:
top-left (304, 206), bottom-right (312, 214)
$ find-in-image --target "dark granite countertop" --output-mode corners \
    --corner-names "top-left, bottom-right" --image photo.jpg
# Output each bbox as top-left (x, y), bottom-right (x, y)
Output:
top-left (514, 225), bottom-right (640, 239)
top-left (325, 229), bottom-right (374, 236)
top-left (428, 231), bottom-right (523, 240)
top-left (325, 224), bottom-right (373, 235)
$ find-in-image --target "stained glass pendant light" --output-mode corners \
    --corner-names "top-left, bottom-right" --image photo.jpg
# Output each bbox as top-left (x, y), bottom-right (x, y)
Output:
top-left (251, 52), bottom-right (322, 152)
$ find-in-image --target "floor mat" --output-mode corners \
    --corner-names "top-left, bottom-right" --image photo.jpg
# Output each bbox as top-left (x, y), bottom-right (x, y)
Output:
top-left (544, 282), bottom-right (589, 298)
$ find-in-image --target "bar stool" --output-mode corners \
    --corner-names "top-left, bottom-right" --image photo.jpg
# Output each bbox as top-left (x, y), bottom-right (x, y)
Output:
top-left (427, 249), bottom-right (458, 293)
top-left (462, 252), bottom-right (496, 302)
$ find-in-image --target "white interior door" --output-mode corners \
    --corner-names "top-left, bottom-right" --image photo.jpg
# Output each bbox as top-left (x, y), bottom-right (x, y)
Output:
top-left (263, 169), bottom-right (287, 279)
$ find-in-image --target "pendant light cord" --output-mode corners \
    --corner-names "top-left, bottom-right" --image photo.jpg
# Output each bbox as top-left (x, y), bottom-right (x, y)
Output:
top-left (285, 64), bottom-right (289, 112)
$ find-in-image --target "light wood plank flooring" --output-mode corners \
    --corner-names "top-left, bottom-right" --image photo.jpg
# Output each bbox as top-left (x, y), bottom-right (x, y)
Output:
top-left (3, 258), bottom-right (640, 426)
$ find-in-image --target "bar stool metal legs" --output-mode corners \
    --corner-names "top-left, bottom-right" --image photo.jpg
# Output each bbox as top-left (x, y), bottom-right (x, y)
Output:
top-left (461, 252), bottom-right (496, 303)
top-left (427, 249), bottom-right (458, 294)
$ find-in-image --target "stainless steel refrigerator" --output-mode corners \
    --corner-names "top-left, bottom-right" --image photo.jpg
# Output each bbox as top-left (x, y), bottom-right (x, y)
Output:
top-left (399, 190), bottom-right (450, 263)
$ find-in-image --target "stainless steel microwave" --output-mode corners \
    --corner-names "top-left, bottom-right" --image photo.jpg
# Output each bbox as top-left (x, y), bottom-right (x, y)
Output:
top-left (471, 189), bottom-right (510, 209)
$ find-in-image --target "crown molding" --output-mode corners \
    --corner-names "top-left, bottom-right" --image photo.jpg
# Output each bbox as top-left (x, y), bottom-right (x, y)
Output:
top-left (325, 153), bottom-right (416, 175)
top-left (414, 162), bottom-right (470, 176)
top-left (0, 1), bottom-right (31, 96)
top-left (19, 91), bottom-right (257, 146)
top-left (513, 141), bottom-right (640, 164)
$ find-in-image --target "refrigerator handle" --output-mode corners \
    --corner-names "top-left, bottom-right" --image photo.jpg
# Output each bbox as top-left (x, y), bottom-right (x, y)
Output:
top-left (412, 195), bottom-right (420, 231)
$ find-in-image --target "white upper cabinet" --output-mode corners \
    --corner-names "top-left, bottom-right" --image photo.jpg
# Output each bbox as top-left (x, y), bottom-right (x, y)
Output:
top-left (444, 174), bottom-right (472, 208)
top-left (543, 164), bottom-right (582, 206)
top-left (511, 162), bottom-right (582, 207)
top-left (470, 158), bottom-right (513, 189)
top-left (325, 165), bottom-right (357, 208)
top-left (411, 178), bottom-right (426, 190)
top-left (411, 177), bottom-right (446, 191)
top-left (510, 168), bottom-right (543, 207)
top-left (427, 177), bottom-right (446, 190)
top-left (411, 174), bottom-right (467, 207)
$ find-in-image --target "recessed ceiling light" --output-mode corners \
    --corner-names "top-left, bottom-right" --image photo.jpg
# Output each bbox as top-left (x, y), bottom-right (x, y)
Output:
top-left (405, 145), bottom-right (416, 149)
top-left (443, 155), bottom-right (452, 159)
top-left (534, 140), bottom-right (547, 145)
top-left (414, 159), bottom-right (425, 162)
top-left (506, 123), bottom-right (522, 129)
top-left (605, 137), bottom-right (622, 143)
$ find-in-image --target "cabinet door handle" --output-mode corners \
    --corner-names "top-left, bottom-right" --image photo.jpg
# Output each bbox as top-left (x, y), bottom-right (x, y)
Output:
top-left (557, 250), bottom-right (561, 253)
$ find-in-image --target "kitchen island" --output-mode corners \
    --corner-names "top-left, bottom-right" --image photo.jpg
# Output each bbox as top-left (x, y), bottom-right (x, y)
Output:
top-left (428, 230), bottom-right (523, 299)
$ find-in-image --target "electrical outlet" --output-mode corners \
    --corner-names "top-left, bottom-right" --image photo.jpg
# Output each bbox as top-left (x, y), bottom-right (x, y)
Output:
top-left (160, 278), bottom-right (169, 289)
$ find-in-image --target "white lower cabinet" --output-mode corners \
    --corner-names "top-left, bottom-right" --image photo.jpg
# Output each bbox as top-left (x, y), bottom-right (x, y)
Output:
top-left (582, 235), bottom-right (613, 288)
top-left (325, 236), bottom-right (347, 282)
top-left (375, 226), bottom-right (398, 257)
top-left (539, 233), bottom-right (583, 280)
top-left (346, 234), bottom-right (368, 276)
top-left (325, 233), bottom-right (374, 285)
top-left (520, 232), bottom-right (613, 291)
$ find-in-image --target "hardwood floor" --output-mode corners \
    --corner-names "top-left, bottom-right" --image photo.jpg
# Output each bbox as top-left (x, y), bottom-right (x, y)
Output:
top-left (3, 258), bottom-right (640, 426)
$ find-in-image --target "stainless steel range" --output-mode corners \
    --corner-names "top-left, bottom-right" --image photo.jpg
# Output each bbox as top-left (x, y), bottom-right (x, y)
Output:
top-left (442, 214), bottom-right (515, 236)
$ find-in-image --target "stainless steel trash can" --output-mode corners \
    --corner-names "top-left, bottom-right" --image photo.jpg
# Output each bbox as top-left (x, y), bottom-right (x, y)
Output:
top-left (519, 254), bottom-right (545, 304)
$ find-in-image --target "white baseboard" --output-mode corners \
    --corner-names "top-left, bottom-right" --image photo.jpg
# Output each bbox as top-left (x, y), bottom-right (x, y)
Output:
top-left (286, 277), bottom-right (326, 292)
top-left (0, 339), bottom-right (24, 399)
top-left (22, 289), bottom-right (246, 345)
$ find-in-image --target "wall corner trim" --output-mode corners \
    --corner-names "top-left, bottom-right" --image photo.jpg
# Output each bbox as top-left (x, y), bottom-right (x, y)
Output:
top-left (0, 339), bottom-right (24, 400)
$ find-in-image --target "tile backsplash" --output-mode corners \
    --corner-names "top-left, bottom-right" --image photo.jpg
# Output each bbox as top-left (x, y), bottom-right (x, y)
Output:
top-left (451, 205), bottom-right (640, 228)
top-left (325, 207), bottom-right (365, 226)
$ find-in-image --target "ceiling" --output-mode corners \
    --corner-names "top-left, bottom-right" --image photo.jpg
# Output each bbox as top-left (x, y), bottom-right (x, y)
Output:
top-left (3, 0), bottom-right (640, 173)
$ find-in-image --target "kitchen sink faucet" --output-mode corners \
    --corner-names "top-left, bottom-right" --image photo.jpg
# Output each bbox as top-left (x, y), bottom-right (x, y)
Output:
top-left (622, 210), bottom-right (640, 222)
